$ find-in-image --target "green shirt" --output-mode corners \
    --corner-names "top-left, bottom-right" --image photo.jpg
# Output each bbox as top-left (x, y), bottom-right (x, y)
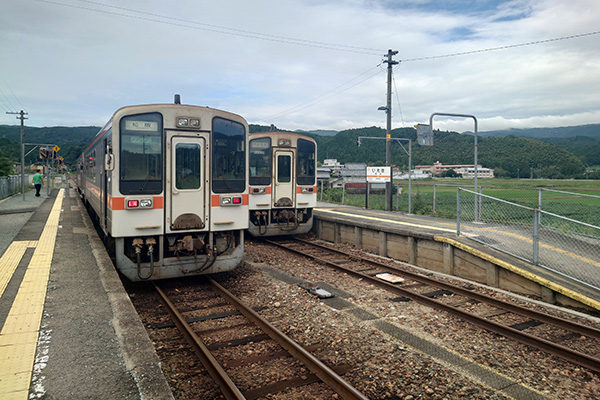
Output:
top-left (33, 173), bottom-right (43, 185)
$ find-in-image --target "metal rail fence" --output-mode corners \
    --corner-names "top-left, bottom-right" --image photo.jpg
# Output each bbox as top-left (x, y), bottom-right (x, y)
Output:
top-left (457, 188), bottom-right (600, 291)
top-left (0, 175), bottom-right (23, 199)
top-left (433, 185), bottom-right (600, 226)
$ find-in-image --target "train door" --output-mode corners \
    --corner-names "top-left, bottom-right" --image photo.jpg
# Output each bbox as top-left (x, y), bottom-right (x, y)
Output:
top-left (102, 138), bottom-right (109, 231)
top-left (273, 150), bottom-right (295, 207)
top-left (165, 133), bottom-right (208, 232)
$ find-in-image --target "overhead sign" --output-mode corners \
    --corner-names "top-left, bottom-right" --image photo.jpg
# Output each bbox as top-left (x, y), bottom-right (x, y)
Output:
top-left (366, 166), bottom-right (391, 183)
top-left (416, 124), bottom-right (433, 146)
top-left (40, 147), bottom-right (54, 159)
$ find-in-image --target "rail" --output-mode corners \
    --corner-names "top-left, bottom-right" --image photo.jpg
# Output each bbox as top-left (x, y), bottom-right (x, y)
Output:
top-left (265, 237), bottom-right (600, 374)
top-left (153, 279), bottom-right (368, 399)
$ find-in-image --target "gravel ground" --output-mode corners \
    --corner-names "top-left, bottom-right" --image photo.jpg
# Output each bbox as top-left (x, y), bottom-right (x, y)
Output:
top-left (130, 238), bottom-right (600, 399)
top-left (237, 239), bottom-right (600, 400)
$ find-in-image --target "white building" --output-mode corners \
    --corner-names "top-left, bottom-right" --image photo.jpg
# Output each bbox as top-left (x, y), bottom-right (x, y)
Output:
top-left (456, 167), bottom-right (494, 178)
top-left (394, 170), bottom-right (432, 180)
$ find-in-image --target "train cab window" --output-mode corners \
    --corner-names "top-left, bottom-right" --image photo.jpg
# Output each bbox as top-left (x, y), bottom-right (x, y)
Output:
top-left (212, 117), bottom-right (246, 193)
top-left (249, 137), bottom-right (271, 185)
top-left (175, 143), bottom-right (201, 190)
top-left (277, 154), bottom-right (292, 183)
top-left (119, 113), bottom-right (163, 195)
top-left (297, 139), bottom-right (316, 185)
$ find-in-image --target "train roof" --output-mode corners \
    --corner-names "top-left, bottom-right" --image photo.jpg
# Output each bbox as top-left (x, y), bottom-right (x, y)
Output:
top-left (249, 131), bottom-right (316, 141)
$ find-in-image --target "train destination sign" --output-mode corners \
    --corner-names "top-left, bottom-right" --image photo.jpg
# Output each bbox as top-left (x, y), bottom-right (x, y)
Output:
top-left (125, 120), bottom-right (159, 131)
top-left (366, 166), bottom-right (391, 183)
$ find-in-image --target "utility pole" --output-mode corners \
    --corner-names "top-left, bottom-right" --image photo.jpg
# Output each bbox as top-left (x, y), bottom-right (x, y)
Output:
top-left (6, 110), bottom-right (28, 200)
top-left (383, 49), bottom-right (398, 211)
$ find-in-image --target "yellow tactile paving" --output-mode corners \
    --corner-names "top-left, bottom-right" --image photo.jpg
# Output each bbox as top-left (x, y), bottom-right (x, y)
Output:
top-left (0, 189), bottom-right (64, 400)
top-left (0, 373), bottom-right (30, 399)
top-left (0, 241), bottom-right (37, 298)
top-left (0, 331), bottom-right (39, 347)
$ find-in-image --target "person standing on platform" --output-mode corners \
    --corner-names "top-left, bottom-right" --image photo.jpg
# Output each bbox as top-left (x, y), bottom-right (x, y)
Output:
top-left (32, 169), bottom-right (44, 197)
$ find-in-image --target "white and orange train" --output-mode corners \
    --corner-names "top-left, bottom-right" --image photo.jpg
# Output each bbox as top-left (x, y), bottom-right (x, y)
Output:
top-left (248, 131), bottom-right (317, 236)
top-left (76, 99), bottom-right (249, 281)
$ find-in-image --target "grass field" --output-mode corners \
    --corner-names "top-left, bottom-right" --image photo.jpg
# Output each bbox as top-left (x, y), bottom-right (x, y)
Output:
top-left (319, 178), bottom-right (600, 226)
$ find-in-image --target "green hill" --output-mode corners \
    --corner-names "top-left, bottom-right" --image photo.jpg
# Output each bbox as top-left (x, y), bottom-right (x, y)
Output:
top-left (0, 124), bottom-right (591, 179)
top-left (313, 127), bottom-right (586, 179)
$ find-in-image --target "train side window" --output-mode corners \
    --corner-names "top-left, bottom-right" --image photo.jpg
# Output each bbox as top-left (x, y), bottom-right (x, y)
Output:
top-left (297, 139), bottom-right (316, 185)
top-left (277, 154), bottom-right (291, 183)
top-left (249, 137), bottom-right (271, 186)
top-left (175, 143), bottom-right (201, 190)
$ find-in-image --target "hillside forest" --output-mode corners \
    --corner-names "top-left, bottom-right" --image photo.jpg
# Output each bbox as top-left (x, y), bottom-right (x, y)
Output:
top-left (0, 123), bottom-right (599, 179)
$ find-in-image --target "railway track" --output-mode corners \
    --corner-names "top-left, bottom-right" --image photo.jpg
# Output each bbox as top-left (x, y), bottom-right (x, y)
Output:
top-left (151, 278), bottom-right (368, 399)
top-left (263, 237), bottom-right (600, 375)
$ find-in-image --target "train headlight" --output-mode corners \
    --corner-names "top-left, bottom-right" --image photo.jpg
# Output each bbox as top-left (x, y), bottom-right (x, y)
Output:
top-left (250, 187), bottom-right (266, 194)
top-left (220, 196), bottom-right (243, 206)
top-left (177, 117), bottom-right (189, 127)
top-left (301, 186), bottom-right (315, 193)
top-left (126, 198), bottom-right (153, 209)
top-left (140, 198), bottom-right (153, 208)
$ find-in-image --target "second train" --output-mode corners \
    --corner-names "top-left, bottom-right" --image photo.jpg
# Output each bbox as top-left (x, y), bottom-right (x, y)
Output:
top-left (248, 131), bottom-right (317, 236)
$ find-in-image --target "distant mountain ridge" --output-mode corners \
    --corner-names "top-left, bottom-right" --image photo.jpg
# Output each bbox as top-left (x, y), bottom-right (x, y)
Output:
top-left (1, 122), bottom-right (599, 177)
top-left (479, 124), bottom-right (600, 139)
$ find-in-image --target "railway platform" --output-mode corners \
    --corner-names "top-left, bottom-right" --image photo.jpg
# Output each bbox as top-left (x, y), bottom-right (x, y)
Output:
top-left (0, 186), bottom-right (173, 399)
top-left (313, 202), bottom-right (600, 313)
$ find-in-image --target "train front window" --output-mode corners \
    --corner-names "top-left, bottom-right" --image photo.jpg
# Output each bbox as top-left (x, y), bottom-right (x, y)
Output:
top-left (119, 113), bottom-right (163, 195)
top-left (212, 117), bottom-right (246, 193)
top-left (249, 137), bottom-right (271, 186)
top-left (175, 143), bottom-right (201, 190)
top-left (277, 155), bottom-right (291, 183)
top-left (297, 139), bottom-right (316, 185)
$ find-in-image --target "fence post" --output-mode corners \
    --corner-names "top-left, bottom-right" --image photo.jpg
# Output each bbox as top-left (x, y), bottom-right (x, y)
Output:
top-left (533, 208), bottom-right (540, 265)
top-left (396, 184), bottom-right (400, 211)
top-left (320, 180), bottom-right (323, 201)
top-left (342, 182), bottom-right (346, 205)
top-left (456, 188), bottom-right (461, 236)
top-left (478, 186), bottom-right (483, 222)
top-left (538, 188), bottom-right (543, 226)
top-left (433, 185), bottom-right (437, 213)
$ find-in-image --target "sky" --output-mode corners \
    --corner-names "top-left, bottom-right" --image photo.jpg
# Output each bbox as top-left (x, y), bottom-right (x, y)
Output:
top-left (1, 0), bottom-right (600, 133)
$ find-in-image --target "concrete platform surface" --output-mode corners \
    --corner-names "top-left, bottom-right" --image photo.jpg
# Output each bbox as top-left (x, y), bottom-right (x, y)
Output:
top-left (0, 187), bottom-right (173, 400)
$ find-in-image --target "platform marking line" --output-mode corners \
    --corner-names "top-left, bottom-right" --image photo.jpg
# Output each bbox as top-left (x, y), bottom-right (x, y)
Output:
top-left (0, 241), bottom-right (38, 299)
top-left (0, 189), bottom-right (64, 399)
top-left (321, 208), bottom-right (600, 269)
top-left (435, 236), bottom-right (600, 312)
top-left (316, 208), bottom-right (457, 233)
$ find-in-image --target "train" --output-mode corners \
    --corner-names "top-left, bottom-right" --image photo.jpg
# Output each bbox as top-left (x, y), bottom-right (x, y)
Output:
top-left (76, 99), bottom-right (249, 281)
top-left (248, 131), bottom-right (317, 236)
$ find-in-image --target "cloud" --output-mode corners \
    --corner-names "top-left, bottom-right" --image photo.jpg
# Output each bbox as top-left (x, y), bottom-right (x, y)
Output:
top-left (1, 0), bottom-right (599, 132)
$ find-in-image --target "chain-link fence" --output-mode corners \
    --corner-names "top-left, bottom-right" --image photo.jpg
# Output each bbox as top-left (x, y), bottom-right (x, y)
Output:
top-left (457, 188), bottom-right (600, 291)
top-left (432, 185), bottom-right (600, 226)
top-left (0, 175), bottom-right (23, 199)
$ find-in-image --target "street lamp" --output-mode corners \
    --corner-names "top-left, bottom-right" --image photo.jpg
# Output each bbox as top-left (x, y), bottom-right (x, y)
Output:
top-left (428, 113), bottom-right (478, 192)
top-left (377, 105), bottom-right (393, 210)
top-left (424, 113), bottom-right (479, 221)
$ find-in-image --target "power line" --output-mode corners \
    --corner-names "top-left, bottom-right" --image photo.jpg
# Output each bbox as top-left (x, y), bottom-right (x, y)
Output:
top-left (264, 64), bottom-right (384, 120)
top-left (392, 71), bottom-right (405, 128)
top-left (35, 0), bottom-right (385, 55)
top-left (402, 30), bottom-right (600, 62)
top-left (0, 87), bottom-right (18, 113)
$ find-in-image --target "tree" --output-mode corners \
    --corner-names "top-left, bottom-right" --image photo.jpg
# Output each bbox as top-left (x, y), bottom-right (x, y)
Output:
top-left (0, 157), bottom-right (13, 176)
top-left (443, 169), bottom-right (460, 178)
